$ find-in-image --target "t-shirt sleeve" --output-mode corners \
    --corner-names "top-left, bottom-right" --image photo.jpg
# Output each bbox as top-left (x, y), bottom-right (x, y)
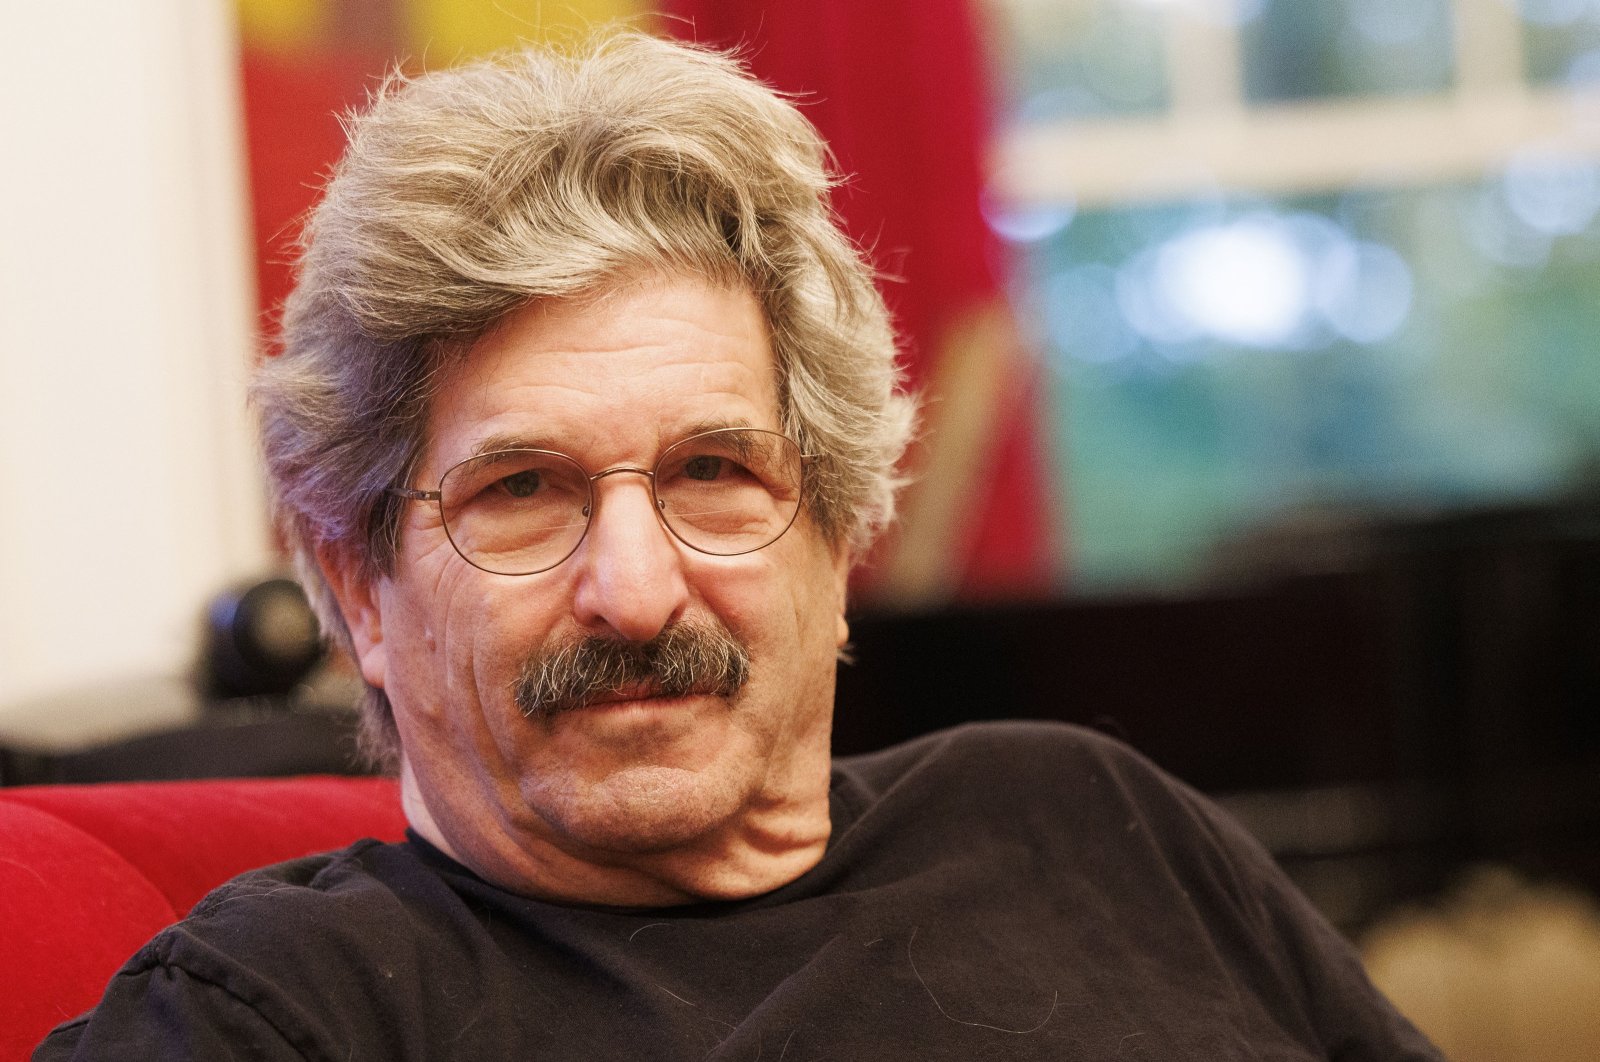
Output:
top-left (34, 962), bottom-right (308, 1062)
top-left (1165, 767), bottom-right (1446, 1061)
top-left (937, 721), bottom-right (1445, 1060)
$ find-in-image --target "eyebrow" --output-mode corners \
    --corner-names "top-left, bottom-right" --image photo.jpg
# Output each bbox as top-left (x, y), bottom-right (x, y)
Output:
top-left (465, 417), bottom-right (761, 461)
top-left (468, 431), bottom-right (563, 459)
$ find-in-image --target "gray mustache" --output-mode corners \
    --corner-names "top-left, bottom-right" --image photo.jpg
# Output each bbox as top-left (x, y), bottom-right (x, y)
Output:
top-left (514, 621), bottom-right (751, 721)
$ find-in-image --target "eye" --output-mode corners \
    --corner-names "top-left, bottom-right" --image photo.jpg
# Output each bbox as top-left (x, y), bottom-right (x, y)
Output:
top-left (682, 455), bottom-right (726, 481)
top-left (498, 469), bottom-right (542, 498)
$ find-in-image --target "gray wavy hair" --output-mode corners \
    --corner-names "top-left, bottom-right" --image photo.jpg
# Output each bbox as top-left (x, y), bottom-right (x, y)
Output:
top-left (253, 32), bottom-right (915, 766)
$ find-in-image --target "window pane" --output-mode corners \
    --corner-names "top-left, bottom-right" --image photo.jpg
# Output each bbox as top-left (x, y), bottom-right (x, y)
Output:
top-left (1008, 174), bottom-right (1600, 590)
top-left (984, 0), bottom-right (1168, 121)
top-left (1519, 1), bottom-right (1600, 86)
top-left (1243, 0), bottom-right (1455, 103)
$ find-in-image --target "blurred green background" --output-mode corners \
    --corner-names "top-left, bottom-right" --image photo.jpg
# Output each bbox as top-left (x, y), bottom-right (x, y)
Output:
top-left (986, 0), bottom-right (1600, 590)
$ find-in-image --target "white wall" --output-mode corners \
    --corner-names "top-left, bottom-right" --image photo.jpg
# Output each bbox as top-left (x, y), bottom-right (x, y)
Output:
top-left (0, 0), bottom-right (271, 720)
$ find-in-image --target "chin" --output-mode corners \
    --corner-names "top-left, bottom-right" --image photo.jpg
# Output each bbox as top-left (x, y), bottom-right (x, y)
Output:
top-left (535, 762), bottom-right (749, 855)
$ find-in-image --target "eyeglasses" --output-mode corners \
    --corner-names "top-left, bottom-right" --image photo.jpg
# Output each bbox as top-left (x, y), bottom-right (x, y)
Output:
top-left (387, 428), bottom-right (808, 576)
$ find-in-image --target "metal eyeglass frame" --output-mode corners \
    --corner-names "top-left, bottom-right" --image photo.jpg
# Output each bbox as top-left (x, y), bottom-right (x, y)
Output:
top-left (386, 426), bottom-right (813, 576)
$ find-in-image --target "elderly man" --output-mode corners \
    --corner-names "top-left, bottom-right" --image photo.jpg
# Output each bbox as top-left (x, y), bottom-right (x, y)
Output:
top-left (40, 33), bottom-right (1441, 1061)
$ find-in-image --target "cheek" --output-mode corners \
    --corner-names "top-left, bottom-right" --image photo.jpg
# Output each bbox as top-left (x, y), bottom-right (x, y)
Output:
top-left (456, 576), bottom-right (586, 709)
top-left (702, 545), bottom-right (841, 659)
top-left (389, 581), bottom-right (554, 774)
top-left (689, 556), bottom-right (794, 642)
top-left (386, 569), bottom-right (516, 712)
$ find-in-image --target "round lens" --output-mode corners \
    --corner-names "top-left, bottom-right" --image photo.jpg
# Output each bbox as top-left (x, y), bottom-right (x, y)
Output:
top-left (654, 429), bottom-right (803, 556)
top-left (439, 450), bottom-right (592, 575)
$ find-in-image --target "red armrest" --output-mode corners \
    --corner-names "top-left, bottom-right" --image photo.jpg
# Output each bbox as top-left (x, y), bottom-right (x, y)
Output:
top-left (0, 776), bottom-right (404, 1061)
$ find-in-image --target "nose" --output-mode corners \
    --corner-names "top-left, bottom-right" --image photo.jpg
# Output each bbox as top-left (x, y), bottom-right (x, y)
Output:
top-left (569, 469), bottom-right (690, 643)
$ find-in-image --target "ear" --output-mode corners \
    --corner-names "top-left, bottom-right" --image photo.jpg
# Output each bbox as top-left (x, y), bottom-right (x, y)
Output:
top-left (313, 540), bottom-right (388, 691)
top-left (831, 545), bottom-right (853, 650)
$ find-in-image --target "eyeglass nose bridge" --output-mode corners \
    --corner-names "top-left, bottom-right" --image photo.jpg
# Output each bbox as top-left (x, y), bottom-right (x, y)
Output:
top-left (586, 465), bottom-right (668, 514)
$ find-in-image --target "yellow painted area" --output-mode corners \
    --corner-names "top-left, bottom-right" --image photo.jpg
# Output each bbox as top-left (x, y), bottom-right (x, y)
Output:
top-left (404, 0), bottom-right (657, 63)
top-left (236, 0), bottom-right (327, 52)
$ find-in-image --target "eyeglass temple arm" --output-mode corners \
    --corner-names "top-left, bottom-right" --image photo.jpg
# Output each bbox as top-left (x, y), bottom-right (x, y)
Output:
top-left (386, 486), bottom-right (441, 501)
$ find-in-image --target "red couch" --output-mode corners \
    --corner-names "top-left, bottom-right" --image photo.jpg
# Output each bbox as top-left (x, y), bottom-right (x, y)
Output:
top-left (0, 776), bottom-right (406, 1060)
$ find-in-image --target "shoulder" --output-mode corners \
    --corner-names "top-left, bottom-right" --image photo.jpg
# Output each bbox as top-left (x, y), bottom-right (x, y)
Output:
top-left (835, 719), bottom-right (1182, 804)
top-left (833, 720), bottom-right (1273, 900)
top-left (176, 839), bottom-right (425, 933)
top-left (830, 720), bottom-right (1231, 865)
top-left (123, 839), bottom-right (465, 1009)
top-left (841, 717), bottom-right (1155, 764)
top-left (37, 840), bottom-right (450, 1061)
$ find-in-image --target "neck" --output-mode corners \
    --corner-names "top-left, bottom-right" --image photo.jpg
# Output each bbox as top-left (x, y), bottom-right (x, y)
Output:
top-left (398, 757), bottom-right (833, 907)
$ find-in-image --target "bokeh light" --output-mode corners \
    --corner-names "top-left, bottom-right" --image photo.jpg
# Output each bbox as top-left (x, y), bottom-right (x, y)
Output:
top-left (1502, 149), bottom-right (1600, 236)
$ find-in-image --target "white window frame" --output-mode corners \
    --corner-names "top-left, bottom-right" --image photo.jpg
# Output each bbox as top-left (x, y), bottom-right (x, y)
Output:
top-left (992, 0), bottom-right (1600, 207)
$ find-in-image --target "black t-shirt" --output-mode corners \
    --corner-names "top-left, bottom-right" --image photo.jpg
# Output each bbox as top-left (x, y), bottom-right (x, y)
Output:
top-left (38, 722), bottom-right (1442, 1060)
